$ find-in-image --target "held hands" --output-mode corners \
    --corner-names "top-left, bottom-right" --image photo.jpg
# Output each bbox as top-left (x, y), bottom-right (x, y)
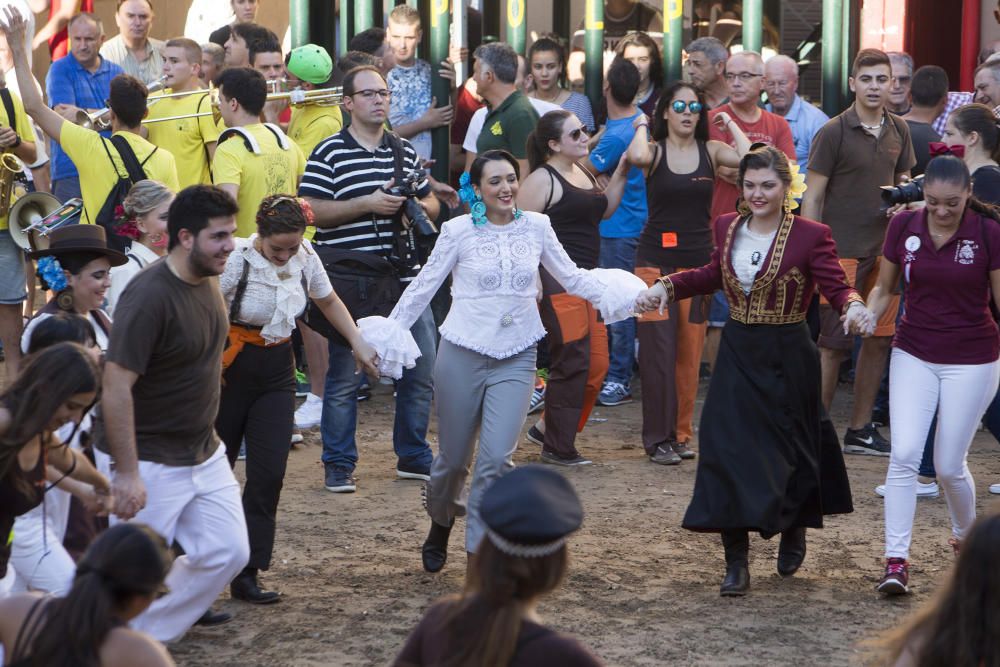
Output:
top-left (635, 281), bottom-right (670, 315)
top-left (842, 303), bottom-right (877, 337)
top-left (352, 338), bottom-right (381, 379)
top-left (112, 471), bottom-right (147, 520)
top-left (80, 486), bottom-right (115, 517)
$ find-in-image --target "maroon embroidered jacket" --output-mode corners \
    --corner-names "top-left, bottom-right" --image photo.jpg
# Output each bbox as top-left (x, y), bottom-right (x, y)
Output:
top-left (661, 212), bottom-right (863, 325)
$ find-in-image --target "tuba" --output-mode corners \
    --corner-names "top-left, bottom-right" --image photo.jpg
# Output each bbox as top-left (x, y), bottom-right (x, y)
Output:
top-left (8, 194), bottom-right (82, 250)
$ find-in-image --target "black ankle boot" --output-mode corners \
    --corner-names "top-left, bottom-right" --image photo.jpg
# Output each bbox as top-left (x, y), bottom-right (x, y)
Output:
top-left (777, 526), bottom-right (807, 577)
top-left (230, 567), bottom-right (281, 604)
top-left (720, 530), bottom-right (750, 597)
top-left (421, 520), bottom-right (453, 573)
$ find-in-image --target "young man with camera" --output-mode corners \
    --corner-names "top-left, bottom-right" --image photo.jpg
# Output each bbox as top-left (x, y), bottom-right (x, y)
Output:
top-left (801, 48), bottom-right (915, 457)
top-left (299, 64), bottom-right (440, 494)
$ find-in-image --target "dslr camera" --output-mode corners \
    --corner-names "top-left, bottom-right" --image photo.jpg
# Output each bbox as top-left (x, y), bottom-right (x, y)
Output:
top-left (383, 169), bottom-right (438, 237)
top-left (880, 175), bottom-right (925, 212)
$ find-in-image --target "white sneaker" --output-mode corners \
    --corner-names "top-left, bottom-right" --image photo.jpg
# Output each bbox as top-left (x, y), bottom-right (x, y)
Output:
top-left (294, 394), bottom-right (323, 429)
top-left (990, 483), bottom-right (1000, 495)
top-left (874, 481), bottom-right (939, 498)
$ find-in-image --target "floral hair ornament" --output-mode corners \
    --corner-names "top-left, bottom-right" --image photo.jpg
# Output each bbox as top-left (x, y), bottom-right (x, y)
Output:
top-left (37, 256), bottom-right (68, 292)
top-left (297, 197), bottom-right (315, 226)
top-left (111, 204), bottom-right (141, 241)
top-left (786, 161), bottom-right (807, 210)
top-left (459, 172), bottom-right (489, 226)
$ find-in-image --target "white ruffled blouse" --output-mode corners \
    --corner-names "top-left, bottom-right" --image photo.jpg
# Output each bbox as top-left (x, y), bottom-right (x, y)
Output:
top-left (359, 211), bottom-right (646, 378)
top-left (220, 235), bottom-right (333, 344)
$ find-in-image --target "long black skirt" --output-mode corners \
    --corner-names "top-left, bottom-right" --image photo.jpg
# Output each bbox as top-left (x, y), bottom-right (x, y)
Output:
top-left (682, 319), bottom-right (853, 536)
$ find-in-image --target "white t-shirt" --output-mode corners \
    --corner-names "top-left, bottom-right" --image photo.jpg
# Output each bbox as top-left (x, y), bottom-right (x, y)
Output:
top-left (106, 243), bottom-right (161, 317)
top-left (21, 309), bottom-right (111, 353)
top-left (463, 97), bottom-right (562, 154)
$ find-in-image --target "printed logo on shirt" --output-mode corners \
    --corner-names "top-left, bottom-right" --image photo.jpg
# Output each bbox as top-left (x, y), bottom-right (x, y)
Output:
top-left (955, 240), bottom-right (978, 265)
top-left (490, 121), bottom-right (503, 136)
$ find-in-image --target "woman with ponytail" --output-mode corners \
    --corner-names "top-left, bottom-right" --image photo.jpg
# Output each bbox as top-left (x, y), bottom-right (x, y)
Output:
top-left (106, 180), bottom-right (175, 316)
top-left (0, 523), bottom-right (175, 666)
top-left (942, 103), bottom-right (1000, 202)
top-left (395, 466), bottom-right (602, 666)
top-left (866, 155), bottom-right (1000, 596)
top-left (517, 110), bottom-right (630, 465)
top-left (0, 342), bottom-right (110, 593)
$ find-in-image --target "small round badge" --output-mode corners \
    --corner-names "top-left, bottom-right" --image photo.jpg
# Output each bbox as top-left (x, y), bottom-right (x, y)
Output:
top-left (905, 235), bottom-right (921, 252)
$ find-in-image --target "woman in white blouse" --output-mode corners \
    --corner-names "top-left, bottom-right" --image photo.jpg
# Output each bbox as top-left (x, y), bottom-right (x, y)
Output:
top-left (106, 180), bottom-right (173, 316)
top-left (217, 195), bottom-right (378, 604)
top-left (359, 150), bottom-right (646, 574)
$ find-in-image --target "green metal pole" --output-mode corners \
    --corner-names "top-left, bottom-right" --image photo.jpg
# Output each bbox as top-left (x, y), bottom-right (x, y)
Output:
top-left (354, 0), bottom-right (377, 34)
top-left (840, 0), bottom-right (855, 108)
top-left (430, 0), bottom-right (451, 184)
top-left (821, 0), bottom-right (844, 117)
top-left (506, 0), bottom-right (526, 54)
top-left (584, 0), bottom-right (604, 112)
top-left (482, 0), bottom-right (500, 43)
top-left (663, 0), bottom-right (683, 83)
top-left (336, 0), bottom-right (351, 56)
top-left (290, 0), bottom-right (309, 49)
top-left (742, 0), bottom-right (763, 54)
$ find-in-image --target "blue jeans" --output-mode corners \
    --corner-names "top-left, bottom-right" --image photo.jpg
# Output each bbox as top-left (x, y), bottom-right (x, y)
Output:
top-left (320, 307), bottom-right (437, 474)
top-left (52, 176), bottom-right (82, 206)
top-left (599, 236), bottom-right (638, 385)
top-left (920, 387), bottom-right (1000, 479)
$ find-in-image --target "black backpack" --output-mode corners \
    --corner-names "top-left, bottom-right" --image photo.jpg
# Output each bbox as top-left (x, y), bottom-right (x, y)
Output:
top-left (94, 135), bottom-right (156, 252)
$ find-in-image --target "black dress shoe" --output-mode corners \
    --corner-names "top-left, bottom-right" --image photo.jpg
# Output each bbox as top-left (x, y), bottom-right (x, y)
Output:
top-left (230, 571), bottom-right (281, 605)
top-left (720, 563), bottom-right (750, 596)
top-left (777, 526), bottom-right (807, 577)
top-left (195, 608), bottom-right (234, 626)
top-left (422, 520), bottom-right (453, 573)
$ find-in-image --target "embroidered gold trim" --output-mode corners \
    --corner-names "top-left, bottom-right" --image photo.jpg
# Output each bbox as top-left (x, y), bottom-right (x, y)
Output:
top-left (658, 276), bottom-right (675, 303)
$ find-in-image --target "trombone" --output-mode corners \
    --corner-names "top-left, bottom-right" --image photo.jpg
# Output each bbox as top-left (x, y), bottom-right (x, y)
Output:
top-left (75, 75), bottom-right (169, 130)
top-left (140, 86), bottom-right (343, 125)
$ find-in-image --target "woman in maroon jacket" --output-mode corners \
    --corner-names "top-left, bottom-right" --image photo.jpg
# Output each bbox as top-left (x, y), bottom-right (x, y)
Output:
top-left (638, 145), bottom-right (873, 596)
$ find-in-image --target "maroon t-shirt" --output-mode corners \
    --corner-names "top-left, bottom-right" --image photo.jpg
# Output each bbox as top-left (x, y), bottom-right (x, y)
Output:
top-left (883, 208), bottom-right (1000, 364)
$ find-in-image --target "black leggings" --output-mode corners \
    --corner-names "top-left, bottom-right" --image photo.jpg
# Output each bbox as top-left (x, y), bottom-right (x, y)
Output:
top-left (216, 341), bottom-right (295, 571)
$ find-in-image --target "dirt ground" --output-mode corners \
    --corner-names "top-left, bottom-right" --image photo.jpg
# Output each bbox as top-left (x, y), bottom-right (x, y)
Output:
top-left (168, 376), bottom-right (1000, 667)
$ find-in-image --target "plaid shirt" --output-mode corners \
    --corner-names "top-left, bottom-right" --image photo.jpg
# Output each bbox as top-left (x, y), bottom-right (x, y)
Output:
top-left (933, 91), bottom-right (974, 134)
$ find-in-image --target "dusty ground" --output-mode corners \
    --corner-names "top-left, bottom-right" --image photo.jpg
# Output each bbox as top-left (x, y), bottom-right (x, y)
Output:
top-left (168, 377), bottom-right (1000, 667)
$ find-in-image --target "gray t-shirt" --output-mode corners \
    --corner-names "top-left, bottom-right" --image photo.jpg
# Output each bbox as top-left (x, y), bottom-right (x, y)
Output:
top-left (95, 259), bottom-right (228, 466)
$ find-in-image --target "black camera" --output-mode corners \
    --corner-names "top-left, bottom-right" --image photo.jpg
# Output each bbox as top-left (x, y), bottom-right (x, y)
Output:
top-left (880, 175), bottom-right (924, 211)
top-left (384, 169), bottom-right (438, 237)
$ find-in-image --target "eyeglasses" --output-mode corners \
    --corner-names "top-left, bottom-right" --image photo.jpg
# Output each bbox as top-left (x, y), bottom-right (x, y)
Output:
top-left (351, 89), bottom-right (392, 100)
top-left (724, 72), bottom-right (762, 83)
top-left (567, 127), bottom-right (589, 140)
top-left (671, 100), bottom-right (703, 114)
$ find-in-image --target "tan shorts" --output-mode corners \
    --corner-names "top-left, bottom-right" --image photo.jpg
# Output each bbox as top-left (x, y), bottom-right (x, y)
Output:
top-left (818, 256), bottom-right (898, 349)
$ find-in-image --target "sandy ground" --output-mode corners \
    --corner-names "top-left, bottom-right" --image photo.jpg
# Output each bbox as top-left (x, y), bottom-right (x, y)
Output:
top-left (160, 375), bottom-right (1000, 667)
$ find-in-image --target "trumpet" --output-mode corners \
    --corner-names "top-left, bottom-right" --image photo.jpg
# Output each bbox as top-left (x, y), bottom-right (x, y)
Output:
top-left (141, 86), bottom-right (343, 124)
top-left (75, 75), bottom-right (169, 130)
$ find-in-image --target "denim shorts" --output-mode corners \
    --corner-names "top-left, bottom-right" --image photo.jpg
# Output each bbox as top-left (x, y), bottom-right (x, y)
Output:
top-left (0, 230), bottom-right (26, 304)
top-left (707, 290), bottom-right (729, 328)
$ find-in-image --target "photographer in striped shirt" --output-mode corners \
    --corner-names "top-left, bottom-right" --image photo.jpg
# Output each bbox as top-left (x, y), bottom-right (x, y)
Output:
top-left (299, 65), bottom-right (440, 495)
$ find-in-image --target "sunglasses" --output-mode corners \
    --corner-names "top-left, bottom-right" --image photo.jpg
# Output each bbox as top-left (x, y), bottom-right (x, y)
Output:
top-left (567, 127), bottom-right (589, 140)
top-left (671, 100), bottom-right (703, 114)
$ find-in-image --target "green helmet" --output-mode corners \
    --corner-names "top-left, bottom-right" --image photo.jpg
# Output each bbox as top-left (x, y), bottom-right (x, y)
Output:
top-left (287, 44), bottom-right (333, 85)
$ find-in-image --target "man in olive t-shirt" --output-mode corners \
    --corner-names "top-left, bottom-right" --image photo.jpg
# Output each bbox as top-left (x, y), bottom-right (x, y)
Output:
top-left (801, 49), bottom-right (915, 457)
top-left (94, 185), bottom-right (249, 643)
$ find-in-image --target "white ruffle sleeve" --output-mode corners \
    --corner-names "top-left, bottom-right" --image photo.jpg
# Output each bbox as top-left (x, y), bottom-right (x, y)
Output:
top-left (538, 220), bottom-right (646, 324)
top-left (357, 315), bottom-right (422, 379)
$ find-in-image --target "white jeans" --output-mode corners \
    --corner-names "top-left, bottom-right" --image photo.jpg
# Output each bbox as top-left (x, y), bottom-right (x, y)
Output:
top-left (884, 348), bottom-right (1000, 558)
top-left (97, 444), bottom-right (249, 642)
top-left (9, 489), bottom-right (74, 594)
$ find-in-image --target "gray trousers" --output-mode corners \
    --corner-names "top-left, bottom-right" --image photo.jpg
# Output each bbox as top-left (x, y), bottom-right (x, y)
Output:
top-left (426, 340), bottom-right (536, 552)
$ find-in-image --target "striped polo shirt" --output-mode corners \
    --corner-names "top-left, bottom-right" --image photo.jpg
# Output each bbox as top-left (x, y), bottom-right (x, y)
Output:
top-left (298, 128), bottom-right (430, 281)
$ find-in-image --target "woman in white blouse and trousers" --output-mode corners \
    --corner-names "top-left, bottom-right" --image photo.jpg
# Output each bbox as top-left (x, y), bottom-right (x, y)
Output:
top-left (217, 195), bottom-right (378, 603)
top-left (359, 150), bottom-right (646, 574)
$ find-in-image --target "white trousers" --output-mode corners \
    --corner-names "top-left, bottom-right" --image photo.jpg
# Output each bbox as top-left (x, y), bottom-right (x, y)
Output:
top-left (97, 444), bottom-right (249, 642)
top-left (884, 348), bottom-right (1000, 558)
top-left (9, 489), bottom-right (74, 595)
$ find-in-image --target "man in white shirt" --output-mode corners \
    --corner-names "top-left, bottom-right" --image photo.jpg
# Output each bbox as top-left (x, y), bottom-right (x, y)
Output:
top-left (100, 0), bottom-right (164, 84)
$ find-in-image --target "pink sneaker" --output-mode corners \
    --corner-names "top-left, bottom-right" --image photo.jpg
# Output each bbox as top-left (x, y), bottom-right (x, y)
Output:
top-left (877, 558), bottom-right (910, 595)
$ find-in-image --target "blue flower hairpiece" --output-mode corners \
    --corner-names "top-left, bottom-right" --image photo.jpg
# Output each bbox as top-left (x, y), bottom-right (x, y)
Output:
top-left (458, 171), bottom-right (477, 206)
top-left (38, 256), bottom-right (68, 292)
